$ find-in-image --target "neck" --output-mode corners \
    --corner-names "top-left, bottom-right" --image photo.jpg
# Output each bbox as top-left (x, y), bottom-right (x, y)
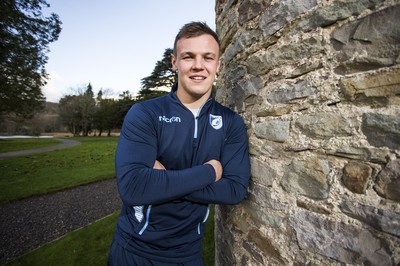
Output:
top-left (176, 90), bottom-right (211, 109)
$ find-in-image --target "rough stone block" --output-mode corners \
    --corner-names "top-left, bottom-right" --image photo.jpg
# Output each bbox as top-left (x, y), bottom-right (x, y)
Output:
top-left (295, 0), bottom-right (384, 33)
top-left (290, 210), bottom-right (394, 265)
top-left (295, 112), bottom-right (353, 139)
top-left (259, 0), bottom-right (317, 38)
top-left (281, 156), bottom-right (330, 199)
top-left (361, 113), bottom-right (400, 150)
top-left (254, 119), bottom-right (290, 142)
top-left (374, 159), bottom-right (400, 202)
top-left (266, 80), bottom-right (316, 105)
top-left (250, 157), bottom-right (276, 187)
top-left (331, 5), bottom-right (400, 74)
top-left (342, 161), bottom-right (372, 194)
top-left (246, 36), bottom-right (325, 76)
top-left (340, 200), bottom-right (400, 237)
top-left (339, 67), bottom-right (400, 107)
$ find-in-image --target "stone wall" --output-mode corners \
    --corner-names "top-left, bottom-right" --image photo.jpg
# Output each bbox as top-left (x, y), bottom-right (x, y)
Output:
top-left (214, 0), bottom-right (400, 265)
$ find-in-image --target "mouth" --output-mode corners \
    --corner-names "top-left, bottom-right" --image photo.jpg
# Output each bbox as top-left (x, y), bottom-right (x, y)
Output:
top-left (189, 75), bottom-right (206, 81)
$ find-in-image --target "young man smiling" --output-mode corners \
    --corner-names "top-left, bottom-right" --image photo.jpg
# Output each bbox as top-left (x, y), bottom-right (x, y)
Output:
top-left (172, 26), bottom-right (220, 110)
top-left (108, 22), bottom-right (250, 266)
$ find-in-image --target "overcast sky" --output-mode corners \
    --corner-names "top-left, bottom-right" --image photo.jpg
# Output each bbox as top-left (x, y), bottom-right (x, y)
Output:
top-left (43, 0), bottom-right (216, 102)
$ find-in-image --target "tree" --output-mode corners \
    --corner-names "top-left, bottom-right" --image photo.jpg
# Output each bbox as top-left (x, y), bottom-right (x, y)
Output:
top-left (94, 89), bottom-right (117, 136)
top-left (0, 0), bottom-right (62, 119)
top-left (139, 48), bottom-right (175, 99)
top-left (81, 83), bottom-right (96, 136)
top-left (114, 91), bottom-right (136, 129)
top-left (58, 95), bottom-right (83, 136)
top-left (58, 83), bottom-right (96, 136)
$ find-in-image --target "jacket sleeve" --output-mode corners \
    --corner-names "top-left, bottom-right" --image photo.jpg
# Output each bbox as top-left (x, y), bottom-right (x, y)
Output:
top-left (115, 103), bottom-right (216, 206)
top-left (184, 113), bottom-right (251, 205)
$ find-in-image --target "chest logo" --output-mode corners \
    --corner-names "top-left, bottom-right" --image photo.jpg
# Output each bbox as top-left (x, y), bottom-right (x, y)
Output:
top-left (209, 114), bottom-right (223, 130)
top-left (159, 116), bottom-right (181, 123)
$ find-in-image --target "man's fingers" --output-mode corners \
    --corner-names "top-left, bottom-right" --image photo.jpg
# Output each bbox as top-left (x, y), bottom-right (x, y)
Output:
top-left (154, 160), bottom-right (166, 170)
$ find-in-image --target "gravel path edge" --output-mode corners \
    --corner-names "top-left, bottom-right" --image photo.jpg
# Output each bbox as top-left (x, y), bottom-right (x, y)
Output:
top-left (0, 178), bottom-right (121, 265)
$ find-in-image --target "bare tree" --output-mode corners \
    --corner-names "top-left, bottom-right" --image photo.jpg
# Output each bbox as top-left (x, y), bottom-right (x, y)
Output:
top-left (58, 83), bottom-right (96, 136)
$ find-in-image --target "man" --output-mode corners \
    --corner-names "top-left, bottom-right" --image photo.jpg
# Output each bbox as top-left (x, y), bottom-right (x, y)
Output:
top-left (108, 21), bottom-right (250, 265)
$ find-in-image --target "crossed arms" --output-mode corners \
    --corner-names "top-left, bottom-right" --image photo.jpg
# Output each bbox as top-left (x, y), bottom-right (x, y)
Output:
top-left (115, 104), bottom-right (250, 206)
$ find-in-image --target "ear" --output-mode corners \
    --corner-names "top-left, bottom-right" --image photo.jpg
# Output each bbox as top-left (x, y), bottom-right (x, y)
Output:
top-left (171, 53), bottom-right (177, 71)
top-left (216, 58), bottom-right (221, 74)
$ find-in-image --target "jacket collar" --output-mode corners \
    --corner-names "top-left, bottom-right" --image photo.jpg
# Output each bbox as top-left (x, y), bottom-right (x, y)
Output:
top-left (169, 83), bottom-right (214, 115)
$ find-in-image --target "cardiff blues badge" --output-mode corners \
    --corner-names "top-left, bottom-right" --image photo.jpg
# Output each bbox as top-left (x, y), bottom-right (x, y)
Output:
top-left (209, 114), bottom-right (223, 130)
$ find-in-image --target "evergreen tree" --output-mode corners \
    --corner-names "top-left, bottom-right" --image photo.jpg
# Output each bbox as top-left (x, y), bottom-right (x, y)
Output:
top-left (94, 89), bottom-right (117, 136)
top-left (114, 91), bottom-right (136, 128)
top-left (139, 48), bottom-right (175, 99)
top-left (81, 83), bottom-right (96, 136)
top-left (0, 0), bottom-right (62, 119)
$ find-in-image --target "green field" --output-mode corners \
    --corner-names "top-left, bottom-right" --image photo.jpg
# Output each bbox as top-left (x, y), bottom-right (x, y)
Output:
top-left (0, 137), bottom-right (118, 204)
top-left (0, 138), bottom-right (61, 153)
top-left (2, 137), bottom-right (215, 266)
top-left (7, 212), bottom-right (119, 266)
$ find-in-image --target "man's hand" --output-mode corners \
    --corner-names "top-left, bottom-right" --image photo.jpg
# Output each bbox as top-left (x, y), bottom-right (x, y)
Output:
top-left (205, 159), bottom-right (223, 182)
top-left (153, 160), bottom-right (166, 170)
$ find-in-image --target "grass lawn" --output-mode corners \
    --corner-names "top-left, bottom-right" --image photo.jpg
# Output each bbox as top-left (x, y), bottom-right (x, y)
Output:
top-left (6, 211), bottom-right (120, 266)
top-left (0, 138), bottom-right (61, 153)
top-left (1, 136), bottom-right (215, 265)
top-left (7, 208), bottom-right (215, 266)
top-left (202, 206), bottom-right (216, 266)
top-left (0, 137), bottom-right (118, 204)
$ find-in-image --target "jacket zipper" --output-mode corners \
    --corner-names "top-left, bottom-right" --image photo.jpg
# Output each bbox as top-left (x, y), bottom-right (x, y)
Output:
top-left (193, 99), bottom-right (212, 234)
top-left (193, 99), bottom-right (212, 139)
top-left (194, 116), bottom-right (199, 138)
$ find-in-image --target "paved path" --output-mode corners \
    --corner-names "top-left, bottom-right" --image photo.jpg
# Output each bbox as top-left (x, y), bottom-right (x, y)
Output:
top-left (0, 138), bottom-right (81, 160)
top-left (0, 179), bottom-right (121, 265)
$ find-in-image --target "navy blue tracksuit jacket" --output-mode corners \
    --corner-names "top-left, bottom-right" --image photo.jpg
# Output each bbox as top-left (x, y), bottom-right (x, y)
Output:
top-left (112, 84), bottom-right (251, 263)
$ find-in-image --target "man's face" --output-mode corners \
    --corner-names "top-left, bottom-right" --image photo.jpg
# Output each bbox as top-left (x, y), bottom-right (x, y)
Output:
top-left (171, 34), bottom-right (220, 105)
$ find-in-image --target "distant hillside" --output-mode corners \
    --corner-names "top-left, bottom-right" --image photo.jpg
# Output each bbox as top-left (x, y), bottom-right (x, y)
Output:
top-left (0, 102), bottom-right (64, 135)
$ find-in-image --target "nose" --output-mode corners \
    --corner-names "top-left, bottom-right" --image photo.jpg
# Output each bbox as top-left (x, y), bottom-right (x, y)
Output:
top-left (192, 56), bottom-right (204, 70)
